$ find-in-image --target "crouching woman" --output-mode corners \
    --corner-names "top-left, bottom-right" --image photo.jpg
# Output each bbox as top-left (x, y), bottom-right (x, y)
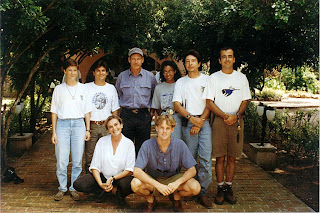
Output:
top-left (74, 115), bottom-right (135, 203)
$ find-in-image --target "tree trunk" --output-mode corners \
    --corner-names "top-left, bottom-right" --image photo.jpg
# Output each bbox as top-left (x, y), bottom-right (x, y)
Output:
top-left (30, 78), bottom-right (36, 134)
top-left (1, 47), bottom-right (54, 170)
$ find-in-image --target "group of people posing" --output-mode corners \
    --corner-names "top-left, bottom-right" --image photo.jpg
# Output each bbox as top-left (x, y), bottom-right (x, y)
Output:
top-left (50, 46), bottom-right (251, 212)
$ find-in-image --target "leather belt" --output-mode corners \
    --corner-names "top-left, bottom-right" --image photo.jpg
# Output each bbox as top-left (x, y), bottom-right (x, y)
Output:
top-left (123, 107), bottom-right (149, 114)
top-left (90, 120), bottom-right (105, 125)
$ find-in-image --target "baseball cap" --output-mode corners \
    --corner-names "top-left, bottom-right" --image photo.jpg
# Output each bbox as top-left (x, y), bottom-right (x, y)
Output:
top-left (128, 47), bottom-right (143, 57)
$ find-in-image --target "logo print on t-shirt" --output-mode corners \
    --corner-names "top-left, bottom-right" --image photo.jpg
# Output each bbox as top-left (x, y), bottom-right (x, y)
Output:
top-left (200, 86), bottom-right (205, 93)
top-left (92, 92), bottom-right (108, 109)
top-left (222, 86), bottom-right (239, 97)
top-left (161, 93), bottom-right (173, 109)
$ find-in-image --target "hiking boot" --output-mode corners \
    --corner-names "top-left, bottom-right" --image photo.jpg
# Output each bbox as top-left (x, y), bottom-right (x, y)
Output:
top-left (214, 186), bottom-right (225, 205)
top-left (224, 185), bottom-right (236, 204)
top-left (144, 197), bottom-right (156, 213)
top-left (70, 190), bottom-right (80, 201)
top-left (198, 194), bottom-right (212, 209)
top-left (169, 194), bottom-right (184, 212)
top-left (54, 191), bottom-right (65, 201)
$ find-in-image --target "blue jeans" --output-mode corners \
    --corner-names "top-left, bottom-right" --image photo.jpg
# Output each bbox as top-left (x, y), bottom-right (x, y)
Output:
top-left (55, 118), bottom-right (85, 192)
top-left (182, 119), bottom-right (212, 194)
top-left (171, 113), bottom-right (182, 139)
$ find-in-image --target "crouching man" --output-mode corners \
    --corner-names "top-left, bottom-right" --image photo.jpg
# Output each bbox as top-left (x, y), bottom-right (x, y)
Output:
top-left (131, 114), bottom-right (201, 212)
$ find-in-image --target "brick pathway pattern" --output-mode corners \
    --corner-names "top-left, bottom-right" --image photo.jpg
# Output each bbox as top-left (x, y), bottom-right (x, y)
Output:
top-left (1, 130), bottom-right (313, 212)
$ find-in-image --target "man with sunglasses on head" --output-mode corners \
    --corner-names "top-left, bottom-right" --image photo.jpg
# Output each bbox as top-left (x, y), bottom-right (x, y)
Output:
top-left (131, 114), bottom-right (200, 212)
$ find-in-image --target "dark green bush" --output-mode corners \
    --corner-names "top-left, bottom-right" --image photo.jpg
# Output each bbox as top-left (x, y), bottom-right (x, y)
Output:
top-left (245, 101), bottom-right (319, 160)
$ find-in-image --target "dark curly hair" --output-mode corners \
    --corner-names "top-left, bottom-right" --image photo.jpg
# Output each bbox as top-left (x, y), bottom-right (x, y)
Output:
top-left (159, 60), bottom-right (181, 82)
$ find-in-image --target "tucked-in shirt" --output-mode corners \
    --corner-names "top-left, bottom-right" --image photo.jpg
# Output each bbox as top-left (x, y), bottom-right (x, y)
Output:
top-left (203, 70), bottom-right (251, 115)
top-left (135, 137), bottom-right (196, 178)
top-left (115, 68), bottom-right (157, 108)
top-left (86, 82), bottom-right (120, 121)
top-left (89, 134), bottom-right (135, 179)
top-left (151, 82), bottom-right (175, 110)
top-left (50, 82), bottom-right (92, 119)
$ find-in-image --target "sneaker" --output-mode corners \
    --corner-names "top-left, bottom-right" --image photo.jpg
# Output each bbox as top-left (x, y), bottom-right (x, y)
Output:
top-left (198, 194), bottom-right (212, 209)
top-left (224, 185), bottom-right (236, 204)
top-left (70, 190), bottom-right (80, 201)
top-left (54, 191), bottom-right (65, 201)
top-left (214, 186), bottom-right (225, 205)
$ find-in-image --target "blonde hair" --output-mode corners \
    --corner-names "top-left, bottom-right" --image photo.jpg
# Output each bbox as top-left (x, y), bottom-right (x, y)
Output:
top-left (104, 115), bottom-right (123, 129)
top-left (155, 114), bottom-right (176, 128)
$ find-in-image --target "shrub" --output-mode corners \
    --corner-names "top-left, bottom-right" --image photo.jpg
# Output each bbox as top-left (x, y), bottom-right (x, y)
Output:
top-left (281, 66), bottom-right (319, 94)
top-left (245, 101), bottom-right (319, 160)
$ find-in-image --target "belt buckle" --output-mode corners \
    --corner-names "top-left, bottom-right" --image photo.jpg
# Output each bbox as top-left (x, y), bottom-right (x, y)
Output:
top-left (95, 121), bottom-right (103, 125)
top-left (132, 109), bottom-right (138, 114)
top-left (167, 109), bottom-right (174, 115)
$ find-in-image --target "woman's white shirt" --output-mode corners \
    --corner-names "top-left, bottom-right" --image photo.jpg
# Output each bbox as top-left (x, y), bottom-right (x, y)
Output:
top-left (89, 134), bottom-right (135, 179)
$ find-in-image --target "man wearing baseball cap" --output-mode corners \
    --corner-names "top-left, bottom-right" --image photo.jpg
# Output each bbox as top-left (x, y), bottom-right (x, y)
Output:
top-left (116, 47), bottom-right (157, 155)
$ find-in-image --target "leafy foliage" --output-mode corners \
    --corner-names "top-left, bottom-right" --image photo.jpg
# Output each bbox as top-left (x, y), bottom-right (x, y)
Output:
top-left (245, 102), bottom-right (319, 160)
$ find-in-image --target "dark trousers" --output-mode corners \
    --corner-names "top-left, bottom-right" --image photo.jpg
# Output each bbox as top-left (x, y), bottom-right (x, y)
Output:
top-left (120, 108), bottom-right (151, 155)
top-left (73, 173), bottom-right (133, 198)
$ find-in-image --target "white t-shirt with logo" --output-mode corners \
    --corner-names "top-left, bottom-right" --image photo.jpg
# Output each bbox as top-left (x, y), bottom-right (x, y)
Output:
top-left (86, 82), bottom-right (120, 121)
top-left (50, 82), bottom-right (92, 119)
top-left (172, 73), bottom-right (209, 115)
top-left (203, 70), bottom-right (251, 115)
top-left (151, 82), bottom-right (175, 110)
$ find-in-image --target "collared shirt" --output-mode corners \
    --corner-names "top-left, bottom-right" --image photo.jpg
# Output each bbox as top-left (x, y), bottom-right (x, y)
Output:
top-left (89, 134), bottom-right (135, 179)
top-left (135, 137), bottom-right (196, 178)
top-left (115, 68), bottom-right (157, 108)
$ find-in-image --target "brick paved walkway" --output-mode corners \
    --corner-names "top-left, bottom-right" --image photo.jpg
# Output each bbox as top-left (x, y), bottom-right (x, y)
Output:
top-left (1, 130), bottom-right (314, 212)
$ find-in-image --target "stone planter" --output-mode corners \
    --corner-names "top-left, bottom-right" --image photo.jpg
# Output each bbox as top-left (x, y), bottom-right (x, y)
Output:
top-left (247, 143), bottom-right (277, 170)
top-left (8, 133), bottom-right (33, 157)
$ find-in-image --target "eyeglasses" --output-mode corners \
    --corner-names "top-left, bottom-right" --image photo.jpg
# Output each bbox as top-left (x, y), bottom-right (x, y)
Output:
top-left (163, 70), bottom-right (174, 75)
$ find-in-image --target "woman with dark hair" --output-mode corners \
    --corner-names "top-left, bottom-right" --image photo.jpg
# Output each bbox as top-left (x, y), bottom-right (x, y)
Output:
top-left (51, 59), bottom-right (92, 201)
top-left (151, 60), bottom-right (182, 139)
top-left (73, 115), bottom-right (135, 204)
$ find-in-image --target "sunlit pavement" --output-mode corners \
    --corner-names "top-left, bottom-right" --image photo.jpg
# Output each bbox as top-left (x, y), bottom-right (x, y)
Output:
top-left (1, 129), bottom-right (314, 212)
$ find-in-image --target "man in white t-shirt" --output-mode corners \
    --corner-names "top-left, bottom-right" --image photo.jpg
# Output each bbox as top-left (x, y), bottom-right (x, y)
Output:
top-left (172, 50), bottom-right (213, 209)
top-left (203, 47), bottom-right (251, 205)
top-left (85, 60), bottom-right (120, 172)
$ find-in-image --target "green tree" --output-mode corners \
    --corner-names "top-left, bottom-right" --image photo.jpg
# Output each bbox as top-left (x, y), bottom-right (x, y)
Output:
top-left (152, 0), bottom-right (318, 92)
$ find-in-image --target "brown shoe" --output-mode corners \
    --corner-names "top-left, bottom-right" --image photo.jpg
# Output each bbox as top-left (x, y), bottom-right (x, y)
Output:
top-left (54, 191), bottom-right (65, 201)
top-left (144, 197), bottom-right (156, 213)
top-left (214, 186), bottom-right (225, 205)
top-left (224, 185), bottom-right (236, 204)
top-left (169, 194), bottom-right (184, 212)
top-left (70, 190), bottom-right (80, 201)
top-left (198, 194), bottom-right (212, 209)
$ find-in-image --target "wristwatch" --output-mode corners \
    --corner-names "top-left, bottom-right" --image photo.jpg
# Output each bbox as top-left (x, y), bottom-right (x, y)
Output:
top-left (111, 176), bottom-right (115, 182)
top-left (236, 112), bottom-right (241, 119)
top-left (186, 114), bottom-right (192, 120)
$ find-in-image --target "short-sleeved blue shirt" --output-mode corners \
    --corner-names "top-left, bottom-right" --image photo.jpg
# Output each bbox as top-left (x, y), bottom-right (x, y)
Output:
top-left (115, 69), bottom-right (157, 108)
top-left (135, 137), bottom-right (197, 178)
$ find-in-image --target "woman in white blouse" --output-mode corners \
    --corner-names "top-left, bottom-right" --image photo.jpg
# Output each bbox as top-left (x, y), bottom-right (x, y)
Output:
top-left (74, 115), bottom-right (135, 204)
